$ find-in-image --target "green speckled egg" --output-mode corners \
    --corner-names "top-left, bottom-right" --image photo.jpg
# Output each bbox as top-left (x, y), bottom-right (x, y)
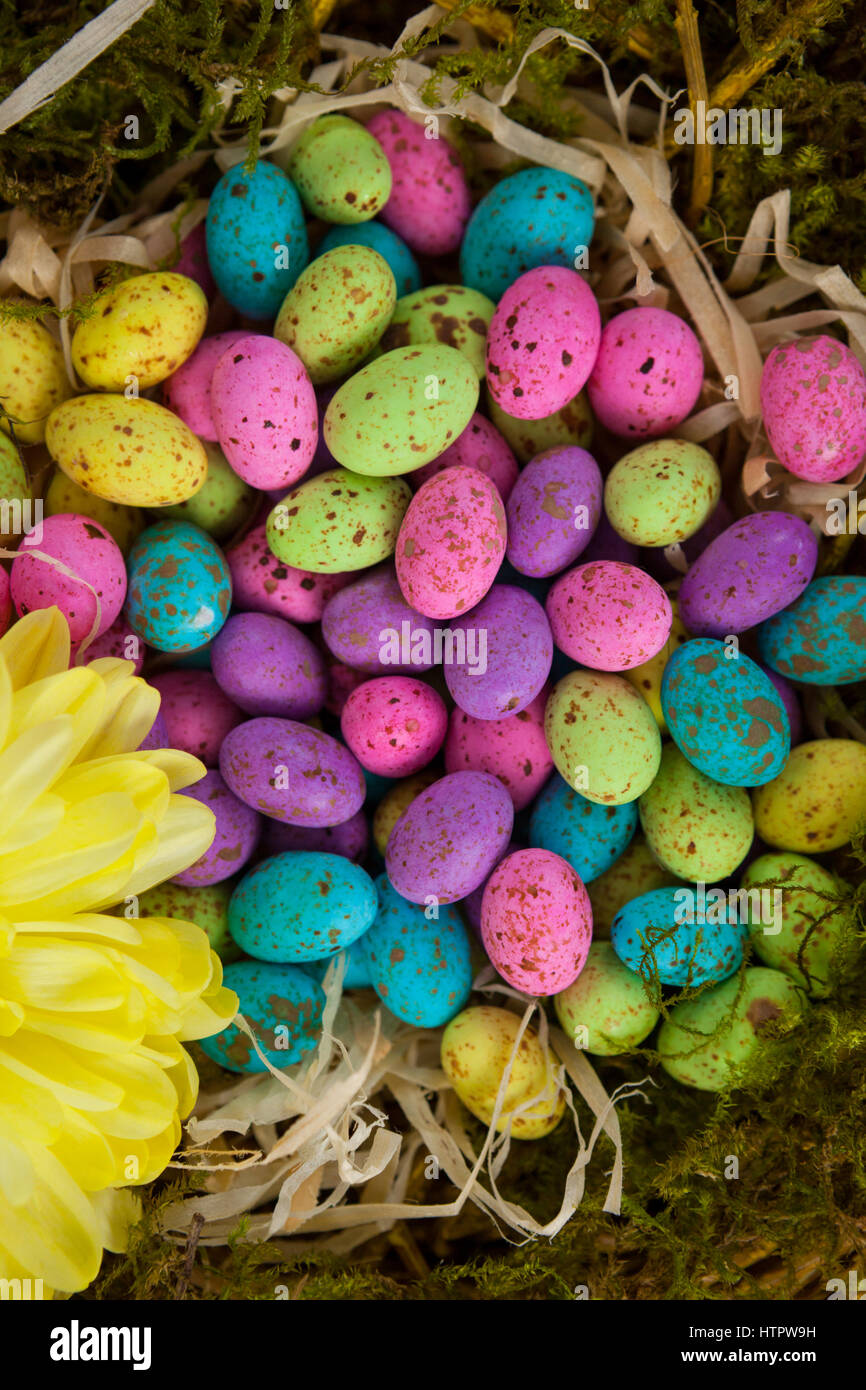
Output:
top-left (138, 879), bottom-right (241, 963)
top-left (0, 312), bottom-right (73, 444)
top-left (274, 245), bottom-right (396, 384)
top-left (0, 431), bottom-right (29, 508)
top-left (741, 851), bottom-right (853, 997)
top-left (379, 285), bottom-right (495, 378)
top-left (753, 739), bottom-right (866, 853)
top-left (288, 115), bottom-right (391, 224)
top-left (639, 743), bottom-right (754, 881)
top-left (554, 941), bottom-right (659, 1055)
top-left (44, 469), bottom-right (144, 555)
top-left (544, 670), bottom-right (662, 806)
top-left (486, 385), bottom-right (594, 463)
top-left (658, 966), bottom-right (807, 1091)
top-left (267, 466), bottom-right (411, 573)
top-left (161, 441), bottom-right (256, 540)
top-left (587, 834), bottom-right (682, 938)
top-left (605, 438), bottom-right (721, 546)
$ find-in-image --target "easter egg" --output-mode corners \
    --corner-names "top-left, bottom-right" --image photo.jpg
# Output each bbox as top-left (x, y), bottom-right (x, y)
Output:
top-left (210, 611), bottom-right (326, 719)
top-left (546, 561), bottom-right (672, 671)
top-left (372, 771), bottom-right (439, 855)
top-left (0, 313), bottom-right (72, 444)
top-left (274, 245), bottom-right (396, 384)
top-left (678, 512), bottom-right (819, 637)
top-left (138, 879), bottom-right (240, 963)
top-left (161, 440), bottom-right (255, 540)
top-left (340, 675), bottom-right (447, 777)
top-left (173, 770), bottom-right (261, 886)
top-left (741, 852), bottom-right (853, 997)
top-left (266, 468), bottom-right (411, 574)
top-left (198, 959), bottom-right (324, 1073)
top-left (125, 520), bottom-right (231, 652)
top-left (504, 445), bottom-right (602, 578)
top-left (316, 221), bottom-right (421, 296)
top-left (148, 670), bottom-right (243, 765)
top-left (395, 467), bottom-right (507, 620)
top-left (385, 770), bottom-right (514, 904)
top-left (410, 413), bottom-right (519, 502)
top-left (219, 716), bottom-right (365, 827)
top-left (262, 808), bottom-right (369, 864)
top-left (85, 613), bottom-right (145, 670)
top-left (756, 576), bottom-right (866, 685)
top-left (162, 330), bottom-right (248, 440)
top-left (321, 565), bottom-right (438, 673)
top-left (604, 439), bottom-right (720, 546)
top-left (10, 513), bottom-right (126, 649)
top-left (303, 938), bottom-right (373, 990)
top-left (752, 740), bottom-right (866, 853)
top-left (486, 267), bottom-right (601, 421)
top-left (441, 1006), bottom-right (565, 1139)
top-left (44, 470), bottom-right (144, 556)
top-left (586, 307), bottom-right (703, 438)
top-left (587, 835), bottom-right (681, 938)
top-left (226, 522), bottom-right (349, 624)
top-left (487, 387), bottom-right (594, 464)
top-left (138, 707), bottom-right (170, 751)
top-left (639, 744), bottom-right (754, 881)
top-left (173, 221), bottom-right (216, 297)
top-left (363, 874), bottom-right (472, 1026)
top-left (611, 884), bottom-right (745, 988)
top-left (210, 335), bottom-right (317, 490)
top-left (481, 847), bottom-right (592, 996)
top-left (72, 271), bottom-right (207, 390)
top-left (642, 497), bottom-right (733, 583)
top-left (205, 159), bottom-right (308, 318)
top-left (46, 394), bottom-right (207, 506)
top-left (227, 851), bottom-right (377, 962)
top-left (544, 670), bottom-right (662, 805)
top-left (366, 109), bottom-right (471, 256)
top-left (443, 585), bottom-right (552, 720)
top-left (763, 667), bottom-right (803, 746)
top-left (529, 773), bottom-right (638, 883)
top-left (444, 692), bottom-right (553, 812)
top-left (622, 600), bottom-right (690, 734)
top-left (554, 942), bottom-right (659, 1055)
top-left (379, 285), bottom-right (495, 379)
top-left (0, 433), bottom-right (29, 519)
top-left (288, 115), bottom-right (391, 223)
top-left (760, 334), bottom-right (866, 483)
top-left (459, 166), bottom-right (595, 302)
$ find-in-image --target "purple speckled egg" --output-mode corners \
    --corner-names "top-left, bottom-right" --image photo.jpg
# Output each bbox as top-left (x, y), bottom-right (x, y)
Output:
top-left (211, 334), bottom-right (317, 489)
top-left (173, 221), bottom-right (217, 299)
top-left (211, 611), bottom-right (326, 718)
top-left (396, 467), bottom-right (507, 620)
top-left (481, 847), bottom-right (592, 996)
top-left (761, 335), bottom-right (866, 483)
top-left (546, 561), bottom-right (672, 671)
top-left (444, 692), bottom-right (553, 811)
top-left (410, 413), bottom-right (519, 502)
top-left (226, 522), bottom-right (349, 624)
top-left (84, 613), bottom-right (145, 672)
top-left (11, 513), bottom-right (127, 652)
top-left (505, 445), bottom-right (603, 577)
top-left (162, 330), bottom-right (248, 440)
top-left (321, 565), bottom-right (438, 674)
top-left (580, 510), bottom-right (639, 567)
top-left (173, 769), bottom-right (261, 886)
top-left (139, 706), bottom-right (170, 751)
top-left (587, 306), bottom-right (703, 438)
top-left (486, 267), bottom-right (601, 421)
top-left (147, 669), bottom-right (244, 765)
top-left (220, 716), bottom-right (365, 826)
top-left (678, 512), bottom-right (819, 636)
top-left (444, 585), bottom-right (552, 719)
top-left (385, 770), bottom-right (514, 904)
top-left (341, 675), bottom-right (447, 777)
top-left (261, 808), bottom-right (369, 862)
top-left (366, 110), bottom-right (471, 257)
top-left (761, 665), bottom-right (803, 746)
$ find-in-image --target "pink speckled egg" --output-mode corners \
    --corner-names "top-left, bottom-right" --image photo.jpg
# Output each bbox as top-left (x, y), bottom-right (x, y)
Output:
top-left (10, 513), bottom-right (126, 650)
top-left (211, 334), bottom-right (317, 489)
top-left (174, 221), bottom-right (217, 299)
top-left (82, 613), bottom-right (145, 671)
top-left (211, 611), bottom-right (326, 718)
top-left (385, 769), bottom-right (514, 905)
top-left (366, 110), bottom-right (471, 256)
top-left (396, 466), bottom-right (507, 620)
top-left (481, 847), bottom-right (592, 995)
top-left (147, 669), bottom-right (244, 765)
top-left (261, 807), bottom-right (369, 862)
top-left (545, 560), bottom-right (672, 671)
top-left (410, 413), bottom-right (519, 502)
top-left (162, 330), bottom-right (248, 439)
top-left (173, 769), bottom-right (261, 886)
top-left (486, 267), bottom-right (601, 421)
top-left (340, 675), bottom-right (447, 777)
top-left (444, 692), bottom-right (553, 811)
top-left (587, 306), bottom-right (703, 438)
top-left (505, 445), bottom-right (603, 578)
top-left (0, 565), bottom-right (11, 636)
top-left (760, 334), bottom-right (866, 483)
top-left (226, 521), bottom-right (349, 623)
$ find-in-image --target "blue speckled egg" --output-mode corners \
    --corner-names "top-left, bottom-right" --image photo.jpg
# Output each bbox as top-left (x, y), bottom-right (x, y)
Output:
top-left (757, 575), bottom-right (866, 686)
top-left (125, 520), bottom-right (231, 653)
top-left (661, 638), bottom-right (790, 787)
top-left (316, 221), bottom-right (421, 297)
top-left (303, 938), bottom-right (373, 990)
top-left (228, 851), bottom-right (378, 962)
top-left (611, 885), bottom-right (745, 987)
top-left (206, 160), bottom-right (309, 318)
top-left (363, 874), bottom-right (473, 1026)
top-left (197, 959), bottom-right (324, 1073)
top-left (529, 773), bottom-right (637, 882)
top-left (459, 167), bottom-right (595, 302)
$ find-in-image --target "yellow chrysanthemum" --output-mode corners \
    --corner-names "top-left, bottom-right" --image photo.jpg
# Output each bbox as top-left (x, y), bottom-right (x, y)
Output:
top-left (0, 608), bottom-right (238, 1295)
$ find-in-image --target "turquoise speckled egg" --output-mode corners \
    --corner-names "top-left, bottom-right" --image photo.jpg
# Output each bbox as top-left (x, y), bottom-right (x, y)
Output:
top-left (529, 772), bottom-right (637, 882)
top-left (125, 520), bottom-right (232, 653)
top-left (206, 159), bottom-right (309, 318)
top-left (316, 221), bottom-right (421, 296)
top-left (611, 885), bottom-right (746, 988)
top-left (757, 575), bottom-right (866, 685)
top-left (227, 851), bottom-right (378, 962)
top-left (198, 959), bottom-right (324, 1073)
top-left (364, 874), bottom-right (473, 1026)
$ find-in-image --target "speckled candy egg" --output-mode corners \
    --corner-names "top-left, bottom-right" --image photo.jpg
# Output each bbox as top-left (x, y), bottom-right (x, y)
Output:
top-left (220, 716), bottom-right (365, 826)
top-left (173, 221), bottom-right (216, 298)
top-left (763, 667), bottom-right (803, 745)
top-left (460, 166), bottom-right (595, 303)
top-left (173, 770), bottom-right (261, 886)
top-left (410, 413), bottom-right (518, 502)
top-left (486, 267), bottom-right (601, 421)
top-left (303, 939), bottom-right (372, 990)
top-left (545, 670), bottom-right (662, 806)
top-left (444, 692), bottom-right (553, 811)
top-left (529, 772), bottom-right (637, 883)
top-left (262, 808), bottom-right (368, 864)
top-left (321, 565), bottom-right (437, 674)
top-left (363, 874), bottom-right (472, 1026)
top-left (227, 850), bottom-right (377, 962)
top-left (757, 575), bottom-right (866, 685)
top-left (138, 879), bottom-right (239, 963)
top-left (316, 221), bottom-right (421, 296)
top-left (395, 467), bottom-right (506, 620)
top-left (385, 770), bottom-right (514, 904)
top-left (505, 446), bottom-right (602, 579)
top-left (639, 743), bottom-right (754, 880)
top-left (443, 585), bottom-right (552, 719)
top-left (162, 330), bottom-right (248, 440)
top-left (679, 512), bottom-right (818, 637)
top-left (161, 440), bottom-right (256, 540)
top-left (605, 439), bottom-right (720, 547)
top-left (752, 739), bottom-right (866, 852)
top-left (44, 470), bottom-right (144, 556)
top-left (288, 115), bottom-right (391, 223)
top-left (125, 520), bottom-right (231, 652)
top-left (0, 433), bottom-right (29, 523)
top-left (622, 599), bottom-right (690, 734)
top-left (198, 959), bottom-right (324, 1073)
top-left (226, 522), bottom-right (348, 624)
top-left (481, 847), bottom-right (592, 996)
top-left (587, 835), bottom-right (681, 938)
top-left (760, 334), bottom-right (866, 483)
top-left (210, 335), bottom-right (317, 490)
top-left (205, 160), bottom-right (309, 318)
top-left (72, 272), bottom-right (207, 390)
top-left (148, 669), bottom-right (243, 764)
top-left (546, 561), bottom-right (671, 671)
top-left (341, 675), bottom-right (446, 776)
top-left (0, 314), bottom-right (72, 444)
top-left (84, 614), bottom-right (145, 670)
top-left (487, 387), bottom-right (594, 464)
top-left (10, 513), bottom-right (126, 649)
top-left (211, 612), bottom-right (326, 719)
top-left (267, 468), bottom-right (411, 574)
top-left (366, 110), bottom-right (470, 256)
top-left (587, 307), bottom-right (703, 438)
top-left (611, 885), bottom-right (744, 988)
top-left (274, 245), bottom-right (396, 384)
top-left (441, 1005), bottom-right (565, 1139)
top-left (554, 942), bottom-right (659, 1055)
top-left (741, 852), bottom-right (852, 997)
top-left (379, 285), bottom-right (495, 379)
top-left (372, 771), bottom-right (439, 855)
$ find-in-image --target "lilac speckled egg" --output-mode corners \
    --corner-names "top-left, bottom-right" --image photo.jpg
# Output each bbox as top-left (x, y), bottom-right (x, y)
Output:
top-left (505, 445), bottom-right (603, 578)
top-left (139, 706), bottom-right (170, 751)
top-left (762, 666), bottom-right (803, 745)
top-left (481, 847), bottom-right (592, 996)
top-left (587, 307), bottom-right (703, 438)
top-left (226, 521), bottom-right (349, 624)
top-left (321, 565), bottom-right (438, 674)
top-left (761, 335), bottom-right (866, 482)
top-left (10, 513), bottom-right (126, 650)
top-left (84, 613), bottom-right (145, 671)
top-left (211, 611), bottom-right (326, 718)
top-left (444, 692), bottom-right (553, 811)
top-left (443, 585), bottom-right (552, 719)
top-left (366, 110), bottom-right (471, 257)
top-left (546, 561), bottom-right (672, 671)
top-left (220, 716), bottom-right (365, 826)
top-left (162, 331), bottom-right (248, 440)
top-left (211, 334), bottom-right (317, 489)
top-left (340, 675), bottom-right (447, 777)
top-left (486, 267), bottom-right (601, 421)
top-left (396, 467), bottom-right (507, 620)
top-left (678, 512), bottom-right (818, 636)
top-left (148, 669), bottom-right (244, 764)
top-left (174, 221), bottom-right (217, 298)
top-left (173, 769), bottom-right (261, 886)
top-left (385, 770), bottom-right (514, 904)
top-left (581, 510), bottom-right (639, 567)
top-left (410, 413), bottom-right (519, 502)
top-left (261, 807), bottom-right (369, 862)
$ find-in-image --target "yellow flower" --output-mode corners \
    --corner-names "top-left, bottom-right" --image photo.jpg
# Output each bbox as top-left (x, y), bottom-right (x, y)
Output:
top-left (0, 608), bottom-right (238, 1295)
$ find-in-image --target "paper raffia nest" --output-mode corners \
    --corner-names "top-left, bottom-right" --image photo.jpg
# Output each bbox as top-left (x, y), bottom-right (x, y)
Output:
top-left (2, 6), bottom-right (866, 1251)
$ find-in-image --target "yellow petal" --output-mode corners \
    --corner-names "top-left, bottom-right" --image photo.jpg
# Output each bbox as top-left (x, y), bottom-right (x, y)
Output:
top-left (0, 608), bottom-right (70, 688)
top-left (120, 796), bottom-right (216, 899)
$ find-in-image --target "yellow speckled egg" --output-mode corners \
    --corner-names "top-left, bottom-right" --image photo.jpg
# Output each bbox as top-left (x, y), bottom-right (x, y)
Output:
top-left (0, 312), bottom-right (73, 444)
top-left (71, 272), bottom-right (208, 391)
top-left (373, 770), bottom-right (439, 855)
top-left (45, 394), bottom-right (208, 506)
top-left (44, 469), bottom-right (145, 555)
top-left (441, 1005), bottom-right (565, 1139)
top-left (752, 740), bottom-right (866, 852)
top-left (544, 669), bottom-right (661, 805)
top-left (639, 743), bottom-right (754, 881)
top-left (587, 834), bottom-right (682, 938)
top-left (623, 598), bottom-right (691, 733)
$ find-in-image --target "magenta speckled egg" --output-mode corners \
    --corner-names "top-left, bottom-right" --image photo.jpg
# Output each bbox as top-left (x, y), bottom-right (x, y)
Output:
top-left (444, 585), bottom-right (552, 720)
top-left (148, 669), bottom-right (244, 765)
top-left (486, 267), bottom-right (601, 421)
top-left (410, 413), bottom-right (519, 502)
top-left (761, 335), bottom-right (866, 483)
top-left (505, 445), bottom-right (603, 578)
top-left (10, 513), bottom-right (126, 649)
top-left (220, 716), bottom-right (365, 826)
top-left (587, 306), bottom-right (703, 438)
top-left (139, 707), bottom-right (170, 751)
top-left (226, 522), bottom-right (349, 624)
top-left (396, 466), bottom-right (507, 620)
top-left (325, 659), bottom-right (367, 717)
top-left (366, 110), bottom-right (471, 256)
top-left (340, 674), bottom-right (447, 777)
top-left (0, 567), bottom-right (10, 636)
top-left (385, 770), bottom-right (514, 904)
top-left (261, 807), bottom-right (369, 862)
top-left (546, 560), bottom-right (672, 671)
top-left (173, 769), bottom-right (261, 886)
top-left (321, 565), bottom-right (438, 674)
top-left (762, 665), bottom-right (803, 745)
top-left (174, 222), bottom-right (217, 299)
top-left (162, 330), bottom-right (248, 440)
top-left (481, 847), bottom-right (592, 996)
top-left (211, 611), bottom-right (326, 719)
top-left (211, 334), bottom-right (317, 489)
top-left (83, 613), bottom-right (145, 671)
top-left (444, 692), bottom-right (553, 811)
